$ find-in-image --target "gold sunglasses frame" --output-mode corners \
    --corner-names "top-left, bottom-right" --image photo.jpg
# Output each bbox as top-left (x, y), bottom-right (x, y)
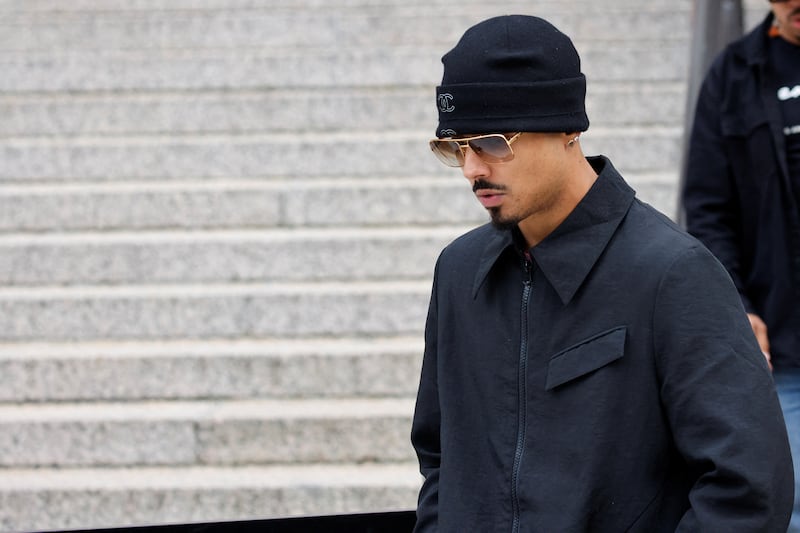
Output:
top-left (429, 132), bottom-right (523, 167)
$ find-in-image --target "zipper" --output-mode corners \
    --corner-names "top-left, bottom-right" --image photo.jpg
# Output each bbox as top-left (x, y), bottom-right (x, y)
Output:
top-left (511, 255), bottom-right (533, 533)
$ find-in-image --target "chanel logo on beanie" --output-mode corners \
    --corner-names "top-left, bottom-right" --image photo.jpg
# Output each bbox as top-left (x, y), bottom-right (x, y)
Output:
top-left (438, 93), bottom-right (455, 113)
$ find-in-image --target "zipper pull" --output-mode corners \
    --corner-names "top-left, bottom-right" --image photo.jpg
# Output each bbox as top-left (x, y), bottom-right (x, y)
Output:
top-left (522, 250), bottom-right (533, 284)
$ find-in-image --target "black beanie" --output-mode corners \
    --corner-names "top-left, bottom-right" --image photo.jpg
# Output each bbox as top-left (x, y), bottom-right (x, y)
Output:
top-left (435, 15), bottom-right (589, 138)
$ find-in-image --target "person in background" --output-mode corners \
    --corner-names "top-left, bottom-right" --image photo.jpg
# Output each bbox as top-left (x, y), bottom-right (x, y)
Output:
top-left (684, 1), bottom-right (800, 530)
top-left (412, 14), bottom-right (794, 532)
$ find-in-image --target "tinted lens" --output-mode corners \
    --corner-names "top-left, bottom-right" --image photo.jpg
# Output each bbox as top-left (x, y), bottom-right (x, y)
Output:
top-left (468, 135), bottom-right (514, 163)
top-left (430, 139), bottom-right (464, 167)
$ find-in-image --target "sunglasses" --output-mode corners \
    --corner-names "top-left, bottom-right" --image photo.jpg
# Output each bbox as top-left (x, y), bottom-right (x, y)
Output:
top-left (429, 132), bottom-right (523, 167)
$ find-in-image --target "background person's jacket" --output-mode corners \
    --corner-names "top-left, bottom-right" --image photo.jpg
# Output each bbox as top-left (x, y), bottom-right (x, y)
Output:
top-left (412, 156), bottom-right (793, 532)
top-left (684, 12), bottom-right (800, 369)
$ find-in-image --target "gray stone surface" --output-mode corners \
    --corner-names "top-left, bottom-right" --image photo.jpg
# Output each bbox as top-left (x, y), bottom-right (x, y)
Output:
top-left (586, 83), bottom-right (685, 127)
top-left (0, 1), bottom-right (693, 57)
top-left (0, 175), bottom-right (673, 233)
top-left (0, 134), bottom-right (440, 181)
top-left (195, 399), bottom-right (416, 464)
top-left (280, 180), bottom-right (487, 226)
top-left (0, 40), bottom-right (687, 93)
top-left (0, 83), bottom-right (685, 137)
top-left (580, 128), bottom-right (683, 174)
top-left (0, 419), bottom-right (198, 467)
top-left (0, 48), bottom-right (440, 92)
top-left (0, 184), bottom-right (283, 231)
top-left (0, 130), bottom-right (680, 182)
top-left (0, 399), bottom-right (415, 467)
top-left (0, 89), bottom-right (433, 136)
top-left (0, 338), bottom-right (423, 401)
top-left (0, 181), bottom-right (485, 231)
top-left (0, 464), bottom-right (421, 532)
top-left (0, 5), bottom-right (693, 52)
top-left (0, 282), bottom-right (429, 341)
top-left (0, 0), bottom-right (689, 10)
top-left (0, 229), bottom-right (457, 284)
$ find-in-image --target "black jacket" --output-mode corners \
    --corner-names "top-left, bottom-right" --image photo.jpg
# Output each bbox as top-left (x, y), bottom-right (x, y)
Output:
top-left (683, 13), bottom-right (800, 369)
top-left (412, 157), bottom-right (793, 532)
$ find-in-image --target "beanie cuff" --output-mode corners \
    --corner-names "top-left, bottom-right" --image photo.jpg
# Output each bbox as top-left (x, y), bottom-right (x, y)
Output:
top-left (436, 76), bottom-right (588, 136)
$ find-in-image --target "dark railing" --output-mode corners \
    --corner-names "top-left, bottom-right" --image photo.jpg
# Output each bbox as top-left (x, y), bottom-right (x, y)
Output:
top-left (677, 0), bottom-right (744, 224)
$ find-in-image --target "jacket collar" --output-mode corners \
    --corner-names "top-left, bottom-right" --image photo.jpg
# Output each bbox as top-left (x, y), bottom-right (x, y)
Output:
top-left (472, 156), bottom-right (635, 304)
top-left (732, 12), bottom-right (774, 68)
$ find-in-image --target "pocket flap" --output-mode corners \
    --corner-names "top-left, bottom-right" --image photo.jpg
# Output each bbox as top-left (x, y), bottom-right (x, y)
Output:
top-left (545, 326), bottom-right (627, 391)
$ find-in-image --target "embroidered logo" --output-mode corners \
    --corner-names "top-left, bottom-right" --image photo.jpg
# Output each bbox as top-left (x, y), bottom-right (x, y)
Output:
top-left (437, 93), bottom-right (455, 113)
top-left (439, 129), bottom-right (457, 137)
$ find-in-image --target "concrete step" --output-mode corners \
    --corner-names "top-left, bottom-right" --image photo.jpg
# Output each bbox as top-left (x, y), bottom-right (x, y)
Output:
top-left (0, 82), bottom-right (685, 137)
top-left (0, 127), bottom-right (681, 182)
top-left (0, 88), bottom-right (434, 137)
top-left (0, 39), bottom-right (687, 93)
top-left (0, 227), bottom-right (461, 285)
top-left (588, 82), bottom-right (685, 127)
top-left (0, 131), bottom-right (440, 181)
top-left (0, 336), bottom-right (423, 402)
top-left (0, 179), bottom-right (486, 232)
top-left (0, 463), bottom-right (421, 532)
top-left (0, 281), bottom-right (430, 341)
top-left (0, 397), bottom-right (417, 467)
top-left (0, 7), bottom-right (691, 52)
top-left (0, 172), bottom-right (677, 233)
top-left (0, 0), bottom-right (689, 12)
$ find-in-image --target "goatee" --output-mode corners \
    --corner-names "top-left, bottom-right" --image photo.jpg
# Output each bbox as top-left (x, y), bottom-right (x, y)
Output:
top-left (488, 208), bottom-right (518, 231)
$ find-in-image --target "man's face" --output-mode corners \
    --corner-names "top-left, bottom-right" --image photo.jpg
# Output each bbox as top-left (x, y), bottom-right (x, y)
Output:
top-left (772, 0), bottom-right (800, 45)
top-left (460, 132), bottom-right (573, 231)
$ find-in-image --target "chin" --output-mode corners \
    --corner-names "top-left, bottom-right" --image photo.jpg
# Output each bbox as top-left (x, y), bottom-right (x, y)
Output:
top-left (489, 210), bottom-right (519, 231)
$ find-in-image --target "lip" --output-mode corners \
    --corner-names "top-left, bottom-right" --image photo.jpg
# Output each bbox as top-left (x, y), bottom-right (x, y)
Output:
top-left (476, 190), bottom-right (505, 208)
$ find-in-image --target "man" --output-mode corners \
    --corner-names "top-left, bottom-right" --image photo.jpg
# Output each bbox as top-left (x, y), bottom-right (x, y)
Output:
top-left (683, 1), bottom-right (800, 530)
top-left (412, 14), bottom-right (793, 532)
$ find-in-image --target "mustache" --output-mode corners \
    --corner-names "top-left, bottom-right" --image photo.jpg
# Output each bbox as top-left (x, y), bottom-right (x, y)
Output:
top-left (473, 179), bottom-right (507, 193)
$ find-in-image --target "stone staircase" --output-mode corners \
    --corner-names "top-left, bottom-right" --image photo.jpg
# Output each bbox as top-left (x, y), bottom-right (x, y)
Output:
top-left (0, 0), bottom-right (769, 531)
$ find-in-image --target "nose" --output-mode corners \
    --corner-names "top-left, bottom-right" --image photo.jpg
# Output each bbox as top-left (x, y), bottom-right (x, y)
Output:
top-left (461, 148), bottom-right (490, 182)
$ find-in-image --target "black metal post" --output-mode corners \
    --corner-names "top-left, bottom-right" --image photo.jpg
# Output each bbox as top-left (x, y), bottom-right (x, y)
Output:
top-left (677, 0), bottom-right (744, 224)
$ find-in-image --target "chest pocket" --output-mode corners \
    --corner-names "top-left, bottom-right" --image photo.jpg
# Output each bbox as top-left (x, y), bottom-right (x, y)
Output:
top-left (545, 326), bottom-right (627, 391)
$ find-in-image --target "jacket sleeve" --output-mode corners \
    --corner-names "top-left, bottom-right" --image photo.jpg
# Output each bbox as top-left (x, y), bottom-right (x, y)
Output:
top-left (682, 57), bottom-right (754, 312)
top-left (410, 260), bottom-right (442, 532)
top-left (653, 246), bottom-right (793, 532)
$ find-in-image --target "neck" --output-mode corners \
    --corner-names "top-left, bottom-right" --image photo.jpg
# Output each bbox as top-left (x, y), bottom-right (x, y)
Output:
top-left (518, 154), bottom-right (597, 248)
